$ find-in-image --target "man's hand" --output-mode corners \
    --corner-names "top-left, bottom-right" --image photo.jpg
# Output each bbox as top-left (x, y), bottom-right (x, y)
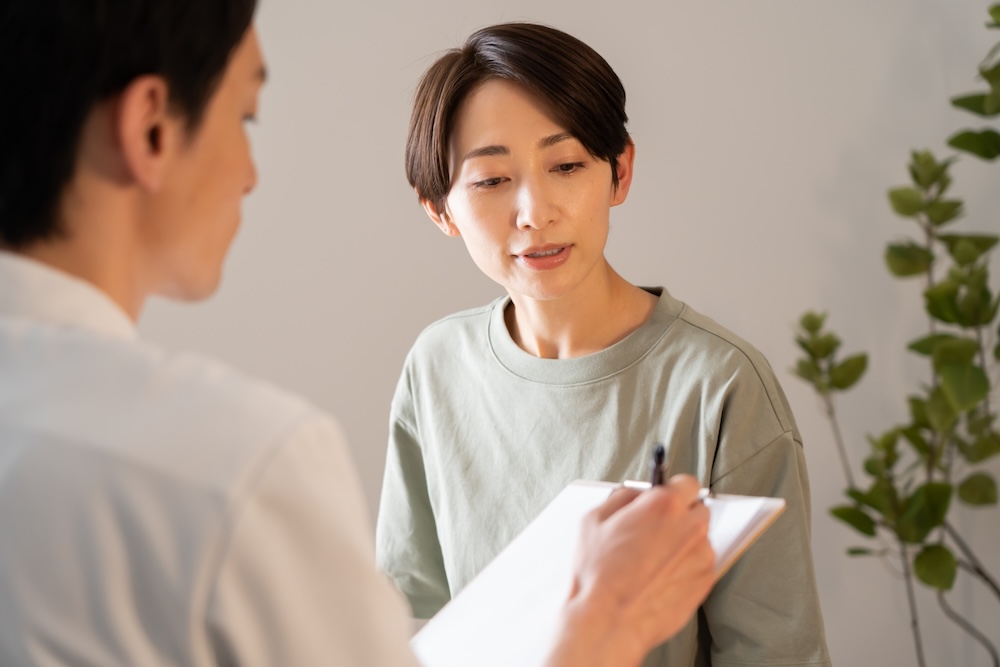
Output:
top-left (547, 475), bottom-right (715, 667)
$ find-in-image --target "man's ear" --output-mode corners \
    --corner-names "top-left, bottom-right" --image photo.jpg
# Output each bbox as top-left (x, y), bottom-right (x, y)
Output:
top-left (115, 75), bottom-right (179, 192)
top-left (610, 138), bottom-right (636, 207)
top-left (419, 192), bottom-right (461, 237)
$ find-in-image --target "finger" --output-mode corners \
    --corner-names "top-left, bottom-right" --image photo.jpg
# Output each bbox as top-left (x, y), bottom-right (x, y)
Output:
top-left (643, 499), bottom-right (711, 565)
top-left (664, 474), bottom-right (701, 503)
top-left (593, 486), bottom-right (642, 521)
top-left (636, 475), bottom-right (700, 519)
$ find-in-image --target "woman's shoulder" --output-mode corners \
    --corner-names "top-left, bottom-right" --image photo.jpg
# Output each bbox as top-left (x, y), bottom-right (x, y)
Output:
top-left (659, 294), bottom-right (798, 435)
top-left (404, 296), bottom-right (503, 361)
top-left (657, 292), bottom-right (773, 375)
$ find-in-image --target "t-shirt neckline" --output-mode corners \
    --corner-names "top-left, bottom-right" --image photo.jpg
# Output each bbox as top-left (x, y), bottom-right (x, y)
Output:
top-left (487, 286), bottom-right (684, 385)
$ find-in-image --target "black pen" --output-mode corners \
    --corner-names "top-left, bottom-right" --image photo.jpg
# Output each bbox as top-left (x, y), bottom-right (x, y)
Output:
top-left (649, 444), bottom-right (665, 486)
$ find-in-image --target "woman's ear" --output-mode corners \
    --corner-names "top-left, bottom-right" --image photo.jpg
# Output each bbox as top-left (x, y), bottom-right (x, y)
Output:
top-left (610, 139), bottom-right (636, 207)
top-left (115, 75), bottom-right (178, 192)
top-left (419, 193), bottom-right (461, 237)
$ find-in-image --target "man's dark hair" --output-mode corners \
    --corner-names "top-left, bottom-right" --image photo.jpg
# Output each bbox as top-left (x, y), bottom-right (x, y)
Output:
top-left (405, 22), bottom-right (630, 214)
top-left (0, 0), bottom-right (258, 248)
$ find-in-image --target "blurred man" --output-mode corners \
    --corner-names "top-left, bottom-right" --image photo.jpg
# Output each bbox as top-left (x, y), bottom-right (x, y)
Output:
top-left (0, 2), bottom-right (714, 665)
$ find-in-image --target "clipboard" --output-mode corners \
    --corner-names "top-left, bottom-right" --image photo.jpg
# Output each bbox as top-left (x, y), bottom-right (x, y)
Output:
top-left (411, 480), bottom-right (785, 667)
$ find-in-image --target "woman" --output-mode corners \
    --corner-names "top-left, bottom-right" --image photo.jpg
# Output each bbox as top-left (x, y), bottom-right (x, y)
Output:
top-left (376, 22), bottom-right (830, 667)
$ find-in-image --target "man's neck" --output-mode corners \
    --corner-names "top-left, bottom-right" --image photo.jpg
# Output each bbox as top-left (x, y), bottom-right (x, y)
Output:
top-left (16, 188), bottom-right (149, 322)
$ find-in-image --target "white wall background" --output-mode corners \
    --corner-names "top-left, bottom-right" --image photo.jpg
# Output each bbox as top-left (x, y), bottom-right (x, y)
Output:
top-left (141, 1), bottom-right (1000, 664)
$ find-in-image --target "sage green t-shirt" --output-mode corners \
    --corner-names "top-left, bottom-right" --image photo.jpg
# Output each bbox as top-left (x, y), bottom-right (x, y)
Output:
top-left (376, 289), bottom-right (831, 667)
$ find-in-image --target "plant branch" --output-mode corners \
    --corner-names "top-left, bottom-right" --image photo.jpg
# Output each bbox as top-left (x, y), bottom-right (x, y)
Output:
top-left (822, 392), bottom-right (856, 489)
top-left (936, 590), bottom-right (1000, 667)
top-left (945, 521), bottom-right (1000, 601)
top-left (899, 541), bottom-right (927, 667)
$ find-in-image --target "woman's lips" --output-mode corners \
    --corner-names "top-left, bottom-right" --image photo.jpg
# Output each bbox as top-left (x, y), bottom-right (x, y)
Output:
top-left (515, 244), bottom-right (572, 270)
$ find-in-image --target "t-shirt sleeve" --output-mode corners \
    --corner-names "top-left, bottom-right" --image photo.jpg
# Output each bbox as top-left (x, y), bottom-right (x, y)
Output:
top-left (702, 366), bottom-right (832, 667)
top-left (204, 415), bottom-right (419, 667)
top-left (375, 370), bottom-right (451, 620)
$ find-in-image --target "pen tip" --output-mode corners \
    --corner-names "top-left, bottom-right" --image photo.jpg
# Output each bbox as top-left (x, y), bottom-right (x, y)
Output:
top-left (654, 444), bottom-right (664, 464)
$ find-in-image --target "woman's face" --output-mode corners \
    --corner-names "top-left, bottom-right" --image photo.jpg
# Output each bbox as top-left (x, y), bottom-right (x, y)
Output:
top-left (428, 79), bottom-right (633, 304)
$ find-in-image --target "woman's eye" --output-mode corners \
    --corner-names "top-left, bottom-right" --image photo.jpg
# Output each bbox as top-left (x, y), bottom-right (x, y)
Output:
top-left (554, 162), bottom-right (585, 174)
top-left (472, 177), bottom-right (505, 189)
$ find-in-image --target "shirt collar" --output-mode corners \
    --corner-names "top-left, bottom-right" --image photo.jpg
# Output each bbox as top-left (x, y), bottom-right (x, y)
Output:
top-left (0, 251), bottom-right (138, 340)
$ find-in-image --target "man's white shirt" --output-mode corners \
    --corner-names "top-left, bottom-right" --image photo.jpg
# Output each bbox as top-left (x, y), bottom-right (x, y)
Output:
top-left (0, 252), bottom-right (418, 666)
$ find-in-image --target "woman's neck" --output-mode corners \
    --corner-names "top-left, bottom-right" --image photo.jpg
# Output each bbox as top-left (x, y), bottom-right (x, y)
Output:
top-left (505, 263), bottom-right (657, 359)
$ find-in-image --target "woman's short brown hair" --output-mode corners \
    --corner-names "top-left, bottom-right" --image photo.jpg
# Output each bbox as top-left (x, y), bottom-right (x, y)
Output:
top-left (405, 22), bottom-right (630, 214)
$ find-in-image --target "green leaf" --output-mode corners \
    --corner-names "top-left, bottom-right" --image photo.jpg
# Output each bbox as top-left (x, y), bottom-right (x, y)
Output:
top-left (914, 544), bottom-right (957, 590)
top-left (956, 285), bottom-right (994, 327)
top-left (931, 338), bottom-right (980, 371)
top-left (939, 363), bottom-right (990, 412)
top-left (829, 354), bottom-right (868, 390)
top-left (811, 333), bottom-right (841, 360)
top-left (968, 432), bottom-right (1000, 463)
top-left (927, 385), bottom-right (959, 432)
top-left (798, 311), bottom-right (826, 334)
top-left (938, 171), bottom-right (954, 195)
top-left (908, 397), bottom-right (931, 429)
top-left (967, 410), bottom-right (995, 436)
top-left (897, 482), bottom-right (952, 543)
top-left (871, 430), bottom-right (899, 452)
top-left (846, 488), bottom-right (870, 505)
top-left (951, 93), bottom-right (1000, 117)
top-left (958, 473), bottom-right (998, 505)
top-left (907, 334), bottom-right (962, 356)
top-left (955, 239), bottom-right (985, 265)
top-left (886, 243), bottom-right (934, 277)
top-left (888, 187), bottom-right (925, 216)
top-left (900, 427), bottom-right (931, 459)
top-left (908, 151), bottom-right (946, 189)
top-left (986, 90), bottom-right (1000, 115)
top-left (956, 434), bottom-right (976, 461)
top-left (938, 233), bottom-right (998, 265)
top-left (986, 292), bottom-right (1000, 324)
top-left (924, 280), bottom-right (961, 324)
top-left (925, 200), bottom-right (964, 227)
top-left (868, 479), bottom-right (899, 518)
top-left (965, 264), bottom-right (989, 291)
top-left (982, 60), bottom-right (1000, 86)
top-left (795, 358), bottom-right (823, 386)
top-left (864, 456), bottom-right (885, 477)
top-left (847, 485), bottom-right (897, 518)
top-left (991, 4), bottom-right (1000, 25)
top-left (847, 547), bottom-right (875, 557)
top-left (831, 505), bottom-right (877, 536)
top-left (948, 129), bottom-right (1000, 160)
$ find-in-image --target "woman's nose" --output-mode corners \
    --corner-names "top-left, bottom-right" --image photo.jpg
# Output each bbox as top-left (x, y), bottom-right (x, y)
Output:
top-left (515, 176), bottom-right (557, 230)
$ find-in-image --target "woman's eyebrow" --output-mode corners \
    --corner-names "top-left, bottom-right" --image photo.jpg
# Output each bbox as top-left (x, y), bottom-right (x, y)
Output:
top-left (462, 145), bottom-right (509, 162)
top-left (462, 132), bottom-right (576, 164)
top-left (538, 132), bottom-right (574, 148)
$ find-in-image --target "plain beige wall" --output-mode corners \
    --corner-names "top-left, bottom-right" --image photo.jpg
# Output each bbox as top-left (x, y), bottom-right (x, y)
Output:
top-left (141, 1), bottom-right (1000, 664)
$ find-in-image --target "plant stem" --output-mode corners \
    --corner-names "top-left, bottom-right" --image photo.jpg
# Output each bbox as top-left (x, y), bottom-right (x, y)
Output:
top-left (976, 324), bottom-right (992, 418)
top-left (927, 430), bottom-right (941, 481)
top-left (946, 521), bottom-right (1000, 601)
top-left (936, 590), bottom-right (1000, 667)
top-left (899, 541), bottom-right (927, 667)
top-left (822, 392), bottom-right (856, 489)
top-left (923, 218), bottom-right (937, 336)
